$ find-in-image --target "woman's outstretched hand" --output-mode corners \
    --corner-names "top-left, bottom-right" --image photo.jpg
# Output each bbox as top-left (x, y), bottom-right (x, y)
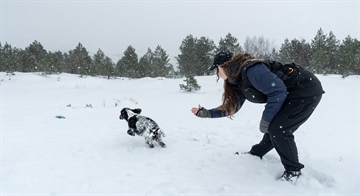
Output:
top-left (191, 105), bottom-right (211, 118)
top-left (191, 104), bottom-right (203, 115)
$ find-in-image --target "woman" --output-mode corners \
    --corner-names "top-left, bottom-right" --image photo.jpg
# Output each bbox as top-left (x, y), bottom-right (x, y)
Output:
top-left (191, 51), bottom-right (324, 184)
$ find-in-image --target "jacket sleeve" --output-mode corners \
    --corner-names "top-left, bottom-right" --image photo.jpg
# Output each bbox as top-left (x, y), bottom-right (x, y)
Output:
top-left (207, 97), bottom-right (245, 118)
top-left (246, 63), bottom-right (287, 122)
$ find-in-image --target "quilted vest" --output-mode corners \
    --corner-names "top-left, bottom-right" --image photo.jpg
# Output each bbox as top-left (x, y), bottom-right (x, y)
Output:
top-left (235, 60), bottom-right (312, 103)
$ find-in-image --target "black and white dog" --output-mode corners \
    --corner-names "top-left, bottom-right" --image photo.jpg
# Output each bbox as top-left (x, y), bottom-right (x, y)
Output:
top-left (119, 107), bottom-right (166, 148)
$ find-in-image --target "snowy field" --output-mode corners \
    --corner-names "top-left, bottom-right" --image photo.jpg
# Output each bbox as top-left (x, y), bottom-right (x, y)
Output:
top-left (1, 72), bottom-right (359, 195)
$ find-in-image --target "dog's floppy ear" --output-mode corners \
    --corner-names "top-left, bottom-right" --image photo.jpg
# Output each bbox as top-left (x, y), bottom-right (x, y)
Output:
top-left (119, 108), bottom-right (128, 120)
top-left (132, 108), bottom-right (142, 114)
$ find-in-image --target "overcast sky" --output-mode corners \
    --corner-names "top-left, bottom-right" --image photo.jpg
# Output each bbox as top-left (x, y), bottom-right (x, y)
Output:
top-left (1, 0), bottom-right (359, 64)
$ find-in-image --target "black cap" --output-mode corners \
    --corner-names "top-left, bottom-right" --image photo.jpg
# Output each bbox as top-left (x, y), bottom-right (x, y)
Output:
top-left (208, 50), bottom-right (233, 71)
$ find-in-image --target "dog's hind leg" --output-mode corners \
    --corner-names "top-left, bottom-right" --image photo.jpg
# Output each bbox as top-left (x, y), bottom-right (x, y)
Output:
top-left (144, 132), bottom-right (155, 148)
top-left (154, 129), bottom-right (166, 148)
top-left (157, 139), bottom-right (166, 148)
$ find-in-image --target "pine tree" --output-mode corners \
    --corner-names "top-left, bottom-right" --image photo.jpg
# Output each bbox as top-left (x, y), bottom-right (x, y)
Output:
top-left (103, 56), bottom-right (117, 79)
top-left (68, 43), bottom-right (92, 77)
top-left (179, 74), bottom-right (201, 92)
top-left (91, 49), bottom-right (116, 79)
top-left (116, 45), bottom-right (139, 78)
top-left (40, 52), bottom-right (52, 75)
top-left (0, 42), bottom-right (18, 74)
top-left (176, 35), bottom-right (215, 77)
top-left (195, 37), bottom-right (216, 76)
top-left (62, 52), bottom-right (72, 73)
top-left (139, 48), bottom-right (153, 77)
top-left (325, 31), bottom-right (340, 74)
top-left (338, 36), bottom-right (360, 77)
top-left (21, 40), bottom-right (48, 73)
top-left (152, 45), bottom-right (173, 77)
top-left (92, 49), bottom-right (106, 76)
top-left (176, 35), bottom-right (197, 77)
top-left (278, 39), bottom-right (292, 63)
top-left (48, 51), bottom-right (64, 74)
top-left (279, 38), bottom-right (311, 67)
top-left (310, 28), bottom-right (329, 74)
top-left (216, 33), bottom-right (243, 54)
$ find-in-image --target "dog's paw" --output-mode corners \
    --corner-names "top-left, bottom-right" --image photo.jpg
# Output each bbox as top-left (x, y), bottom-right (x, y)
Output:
top-left (159, 142), bottom-right (166, 148)
top-left (148, 143), bottom-right (155, 148)
top-left (127, 130), bottom-right (135, 136)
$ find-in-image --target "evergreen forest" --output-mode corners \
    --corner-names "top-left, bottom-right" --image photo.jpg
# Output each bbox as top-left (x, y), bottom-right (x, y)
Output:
top-left (1, 28), bottom-right (359, 78)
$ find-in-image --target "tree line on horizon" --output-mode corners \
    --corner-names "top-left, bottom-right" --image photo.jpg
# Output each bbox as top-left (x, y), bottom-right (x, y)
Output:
top-left (1, 28), bottom-right (359, 78)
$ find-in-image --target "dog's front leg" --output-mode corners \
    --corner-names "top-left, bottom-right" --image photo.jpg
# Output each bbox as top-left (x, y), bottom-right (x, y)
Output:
top-left (146, 140), bottom-right (155, 148)
top-left (127, 129), bottom-right (135, 136)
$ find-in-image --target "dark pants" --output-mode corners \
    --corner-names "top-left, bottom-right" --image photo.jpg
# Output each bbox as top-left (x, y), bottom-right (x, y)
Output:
top-left (250, 94), bottom-right (322, 171)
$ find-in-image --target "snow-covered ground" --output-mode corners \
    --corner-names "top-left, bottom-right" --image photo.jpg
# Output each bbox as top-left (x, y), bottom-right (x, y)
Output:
top-left (1, 72), bottom-right (359, 195)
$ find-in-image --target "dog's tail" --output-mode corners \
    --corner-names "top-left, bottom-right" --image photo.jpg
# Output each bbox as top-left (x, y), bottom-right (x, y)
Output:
top-left (156, 128), bottom-right (166, 137)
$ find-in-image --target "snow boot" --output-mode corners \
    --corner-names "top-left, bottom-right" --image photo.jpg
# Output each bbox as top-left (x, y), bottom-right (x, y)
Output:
top-left (235, 151), bottom-right (250, 155)
top-left (235, 151), bottom-right (263, 160)
top-left (278, 170), bottom-right (301, 185)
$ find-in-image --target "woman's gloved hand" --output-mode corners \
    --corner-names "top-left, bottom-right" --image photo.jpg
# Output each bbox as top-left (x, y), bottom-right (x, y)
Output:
top-left (191, 104), bottom-right (211, 118)
top-left (259, 118), bottom-right (270, 133)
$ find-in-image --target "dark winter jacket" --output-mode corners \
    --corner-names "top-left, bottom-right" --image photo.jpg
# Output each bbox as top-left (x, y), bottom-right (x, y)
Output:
top-left (208, 60), bottom-right (324, 122)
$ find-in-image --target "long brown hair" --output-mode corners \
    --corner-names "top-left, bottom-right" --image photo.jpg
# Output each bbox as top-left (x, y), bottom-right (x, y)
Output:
top-left (216, 53), bottom-right (257, 118)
